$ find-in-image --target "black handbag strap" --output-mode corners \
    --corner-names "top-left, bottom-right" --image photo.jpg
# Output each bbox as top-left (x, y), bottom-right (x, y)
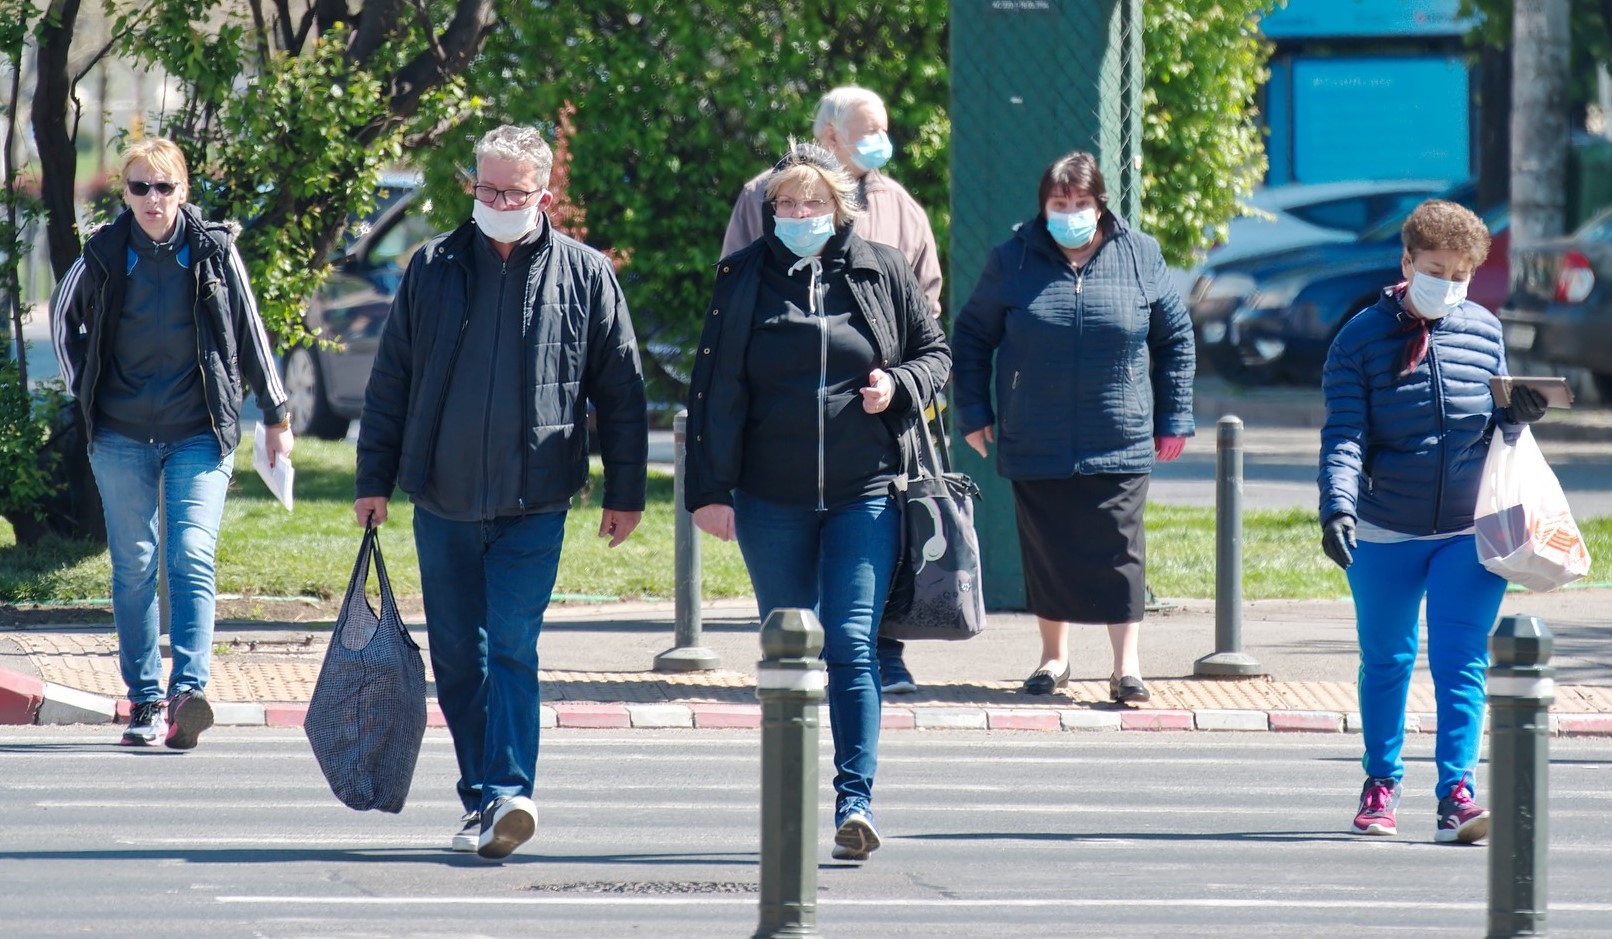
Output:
top-left (338, 523), bottom-right (403, 634)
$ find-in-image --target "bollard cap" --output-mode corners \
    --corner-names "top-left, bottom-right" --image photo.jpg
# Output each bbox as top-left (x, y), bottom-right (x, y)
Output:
top-left (760, 608), bottom-right (825, 660)
top-left (1489, 614), bottom-right (1554, 667)
top-left (1217, 415), bottom-right (1243, 445)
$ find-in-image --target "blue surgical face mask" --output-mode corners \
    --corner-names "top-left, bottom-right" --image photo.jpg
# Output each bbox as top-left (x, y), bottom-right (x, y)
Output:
top-left (774, 213), bottom-right (836, 258)
top-left (1046, 208), bottom-right (1099, 249)
top-left (850, 131), bottom-right (894, 172)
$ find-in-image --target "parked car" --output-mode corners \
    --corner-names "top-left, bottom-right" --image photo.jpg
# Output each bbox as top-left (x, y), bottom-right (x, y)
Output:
top-left (1201, 194), bottom-right (1510, 385)
top-left (1499, 205), bottom-right (1612, 400)
top-left (280, 181), bottom-right (440, 438)
top-left (1170, 178), bottom-right (1451, 299)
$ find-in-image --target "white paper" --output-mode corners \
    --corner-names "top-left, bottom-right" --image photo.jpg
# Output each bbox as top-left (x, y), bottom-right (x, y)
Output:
top-left (253, 421), bottom-right (295, 511)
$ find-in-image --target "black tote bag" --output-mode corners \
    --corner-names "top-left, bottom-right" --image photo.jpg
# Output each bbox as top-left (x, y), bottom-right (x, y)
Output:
top-left (304, 524), bottom-right (428, 813)
top-left (880, 414), bottom-right (987, 641)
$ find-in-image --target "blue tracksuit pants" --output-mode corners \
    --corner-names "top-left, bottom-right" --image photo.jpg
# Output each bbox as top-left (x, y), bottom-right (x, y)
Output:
top-left (1346, 534), bottom-right (1508, 799)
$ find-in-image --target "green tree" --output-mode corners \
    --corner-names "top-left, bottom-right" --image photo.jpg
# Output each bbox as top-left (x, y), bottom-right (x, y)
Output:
top-left (421, 1), bottom-right (950, 399)
top-left (1142, 0), bottom-right (1281, 267)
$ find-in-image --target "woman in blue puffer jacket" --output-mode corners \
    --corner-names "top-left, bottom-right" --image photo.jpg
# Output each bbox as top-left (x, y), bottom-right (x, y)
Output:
top-left (1318, 199), bottom-right (1547, 845)
top-left (952, 151), bottom-right (1195, 705)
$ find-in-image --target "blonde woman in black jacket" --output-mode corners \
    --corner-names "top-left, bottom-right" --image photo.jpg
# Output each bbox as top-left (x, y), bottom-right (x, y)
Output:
top-left (686, 143), bottom-right (950, 863)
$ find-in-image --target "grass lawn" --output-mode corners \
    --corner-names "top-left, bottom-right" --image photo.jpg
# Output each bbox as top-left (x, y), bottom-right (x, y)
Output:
top-left (2, 436), bottom-right (1609, 605)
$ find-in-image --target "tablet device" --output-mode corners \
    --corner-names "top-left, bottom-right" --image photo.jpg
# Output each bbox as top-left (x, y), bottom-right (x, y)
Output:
top-left (1489, 375), bottom-right (1574, 409)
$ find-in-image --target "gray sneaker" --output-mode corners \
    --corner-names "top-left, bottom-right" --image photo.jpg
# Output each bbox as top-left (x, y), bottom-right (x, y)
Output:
top-left (831, 799), bottom-right (881, 862)
top-left (164, 690), bottom-right (214, 750)
top-left (120, 700), bottom-right (167, 746)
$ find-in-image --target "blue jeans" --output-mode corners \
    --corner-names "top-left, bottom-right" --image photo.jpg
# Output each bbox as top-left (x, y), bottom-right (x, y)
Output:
top-left (89, 429), bottom-right (233, 705)
top-left (1347, 535), bottom-right (1508, 798)
top-left (413, 507), bottom-right (565, 814)
top-left (734, 492), bottom-right (900, 806)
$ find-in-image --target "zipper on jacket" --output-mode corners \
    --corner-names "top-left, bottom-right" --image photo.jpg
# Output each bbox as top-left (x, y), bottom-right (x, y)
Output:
top-left (1428, 344), bottom-right (1448, 531)
top-left (814, 267), bottom-right (828, 512)
top-left (483, 258), bottom-right (508, 519)
top-left (192, 265), bottom-right (225, 451)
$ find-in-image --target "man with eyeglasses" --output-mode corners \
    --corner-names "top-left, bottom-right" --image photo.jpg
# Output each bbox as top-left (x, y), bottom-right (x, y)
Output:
top-left (721, 85), bottom-right (943, 695)
top-left (355, 124), bottom-right (648, 861)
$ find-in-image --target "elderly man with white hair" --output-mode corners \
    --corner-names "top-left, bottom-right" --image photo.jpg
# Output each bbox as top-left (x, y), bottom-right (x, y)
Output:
top-left (356, 124), bottom-right (648, 861)
top-left (721, 85), bottom-right (943, 696)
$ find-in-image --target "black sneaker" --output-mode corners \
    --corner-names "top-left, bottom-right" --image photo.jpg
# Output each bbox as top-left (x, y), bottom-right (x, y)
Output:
top-left (164, 690), bottom-right (214, 750)
top-left (121, 700), bottom-right (167, 746)
top-left (451, 811), bottom-right (481, 852)
top-left (477, 795), bottom-right (538, 860)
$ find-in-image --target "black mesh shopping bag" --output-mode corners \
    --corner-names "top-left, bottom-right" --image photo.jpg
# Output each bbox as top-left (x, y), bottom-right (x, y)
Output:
top-left (304, 524), bottom-right (427, 813)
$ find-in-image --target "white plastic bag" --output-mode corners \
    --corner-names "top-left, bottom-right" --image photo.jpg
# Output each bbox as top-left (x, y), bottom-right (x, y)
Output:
top-left (1473, 426), bottom-right (1591, 592)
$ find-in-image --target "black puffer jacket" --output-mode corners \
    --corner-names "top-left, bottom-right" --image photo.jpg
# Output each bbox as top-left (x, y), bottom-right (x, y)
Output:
top-left (356, 218), bottom-right (648, 512)
top-left (49, 203), bottom-right (289, 453)
top-left (685, 228), bottom-right (950, 511)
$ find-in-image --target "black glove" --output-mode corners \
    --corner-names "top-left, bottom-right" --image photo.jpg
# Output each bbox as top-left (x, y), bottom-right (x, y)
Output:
top-left (1506, 385), bottom-right (1548, 424)
top-left (1322, 514), bottom-right (1356, 570)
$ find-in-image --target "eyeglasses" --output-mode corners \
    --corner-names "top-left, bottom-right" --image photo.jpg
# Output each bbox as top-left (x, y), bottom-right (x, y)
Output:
top-left (473, 184), bottom-right (544, 208)
top-left (127, 180), bottom-right (179, 197)
top-left (771, 198), bottom-right (831, 216)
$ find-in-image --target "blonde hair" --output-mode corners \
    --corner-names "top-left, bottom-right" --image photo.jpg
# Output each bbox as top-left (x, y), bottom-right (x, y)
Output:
top-left (119, 137), bottom-right (189, 188)
top-left (764, 141), bottom-right (863, 228)
top-left (1402, 199), bottom-right (1489, 266)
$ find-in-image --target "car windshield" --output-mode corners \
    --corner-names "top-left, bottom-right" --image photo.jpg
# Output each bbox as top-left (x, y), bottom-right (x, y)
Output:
top-left (1572, 205), bottom-right (1612, 242)
top-left (1356, 181), bottom-right (1480, 243)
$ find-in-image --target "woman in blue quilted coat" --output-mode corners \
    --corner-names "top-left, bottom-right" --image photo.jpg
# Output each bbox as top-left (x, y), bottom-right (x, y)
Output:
top-left (1318, 199), bottom-right (1547, 844)
top-left (952, 151), bottom-right (1195, 706)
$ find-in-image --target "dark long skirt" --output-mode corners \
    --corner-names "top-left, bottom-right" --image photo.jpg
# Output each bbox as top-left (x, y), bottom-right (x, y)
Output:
top-left (1011, 473), bottom-right (1149, 625)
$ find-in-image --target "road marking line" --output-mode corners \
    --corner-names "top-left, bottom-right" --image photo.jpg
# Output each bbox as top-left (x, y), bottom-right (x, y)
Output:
top-left (212, 896), bottom-right (1612, 911)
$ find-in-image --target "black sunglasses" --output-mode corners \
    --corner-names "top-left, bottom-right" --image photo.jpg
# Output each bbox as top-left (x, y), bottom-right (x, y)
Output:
top-left (127, 180), bottom-right (179, 197)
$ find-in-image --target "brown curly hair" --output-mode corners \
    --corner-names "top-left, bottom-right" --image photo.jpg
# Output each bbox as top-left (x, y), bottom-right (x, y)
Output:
top-left (1401, 199), bottom-right (1489, 266)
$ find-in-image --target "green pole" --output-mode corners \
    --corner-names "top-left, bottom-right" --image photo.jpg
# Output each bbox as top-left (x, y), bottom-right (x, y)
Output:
top-left (753, 608), bottom-right (825, 939)
top-left (1487, 614), bottom-right (1554, 938)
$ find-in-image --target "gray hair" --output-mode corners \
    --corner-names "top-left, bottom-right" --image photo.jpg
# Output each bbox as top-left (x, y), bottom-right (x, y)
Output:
top-left (811, 86), bottom-right (886, 139)
top-left (474, 124), bottom-right (554, 185)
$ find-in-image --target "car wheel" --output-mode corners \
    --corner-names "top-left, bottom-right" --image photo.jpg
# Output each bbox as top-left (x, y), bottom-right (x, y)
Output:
top-left (281, 347), bottom-right (348, 440)
top-left (1594, 372), bottom-right (1612, 403)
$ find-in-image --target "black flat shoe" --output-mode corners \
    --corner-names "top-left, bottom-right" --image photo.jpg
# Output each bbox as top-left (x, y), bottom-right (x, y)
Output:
top-left (1110, 674), bottom-right (1150, 704)
top-left (1023, 663), bottom-right (1071, 695)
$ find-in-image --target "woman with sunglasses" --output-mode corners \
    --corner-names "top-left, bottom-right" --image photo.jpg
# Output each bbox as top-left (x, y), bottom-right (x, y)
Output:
top-left (49, 136), bottom-right (293, 750)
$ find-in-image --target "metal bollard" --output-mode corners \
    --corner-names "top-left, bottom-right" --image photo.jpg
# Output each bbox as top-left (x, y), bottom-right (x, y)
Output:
top-left (753, 608), bottom-right (825, 939)
top-left (1487, 614), bottom-right (1554, 939)
top-left (655, 410), bottom-right (721, 672)
top-left (1195, 415), bottom-right (1263, 676)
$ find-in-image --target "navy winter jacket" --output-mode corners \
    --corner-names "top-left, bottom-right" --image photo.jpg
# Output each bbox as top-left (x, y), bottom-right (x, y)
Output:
top-left (1319, 289), bottom-right (1520, 535)
top-left (951, 215), bottom-right (1195, 479)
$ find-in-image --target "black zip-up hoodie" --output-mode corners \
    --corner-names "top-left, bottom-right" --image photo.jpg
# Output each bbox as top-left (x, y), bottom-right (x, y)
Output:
top-left (685, 223), bottom-right (950, 511)
top-left (49, 203), bottom-right (289, 453)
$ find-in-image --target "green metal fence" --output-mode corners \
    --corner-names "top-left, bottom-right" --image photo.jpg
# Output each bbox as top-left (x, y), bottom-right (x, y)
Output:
top-left (948, 0), bottom-right (1144, 609)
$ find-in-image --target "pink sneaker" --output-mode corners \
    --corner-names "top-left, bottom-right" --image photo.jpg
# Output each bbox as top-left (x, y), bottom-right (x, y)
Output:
top-left (1352, 777), bottom-right (1401, 835)
top-left (1435, 780), bottom-right (1490, 844)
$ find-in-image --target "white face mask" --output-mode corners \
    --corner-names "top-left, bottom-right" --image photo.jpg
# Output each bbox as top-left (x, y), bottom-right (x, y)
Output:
top-left (473, 197), bottom-right (543, 243)
top-left (1407, 269), bottom-right (1467, 320)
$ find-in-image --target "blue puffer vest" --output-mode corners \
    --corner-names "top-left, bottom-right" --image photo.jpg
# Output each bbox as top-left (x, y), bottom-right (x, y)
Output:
top-left (1318, 290), bottom-right (1507, 534)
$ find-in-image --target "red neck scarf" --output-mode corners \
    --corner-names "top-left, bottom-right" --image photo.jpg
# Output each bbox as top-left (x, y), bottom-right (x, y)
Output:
top-left (1391, 282), bottom-right (1431, 380)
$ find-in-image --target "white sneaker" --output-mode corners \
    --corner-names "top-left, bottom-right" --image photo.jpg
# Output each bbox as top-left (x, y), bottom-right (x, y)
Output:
top-left (450, 812), bottom-right (480, 852)
top-left (477, 796), bottom-right (537, 860)
top-left (120, 701), bottom-right (167, 746)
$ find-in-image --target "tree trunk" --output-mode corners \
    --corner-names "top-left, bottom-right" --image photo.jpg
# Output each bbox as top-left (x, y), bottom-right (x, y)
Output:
top-left (1510, 0), bottom-right (1570, 251)
top-left (31, 0), bottom-right (85, 280)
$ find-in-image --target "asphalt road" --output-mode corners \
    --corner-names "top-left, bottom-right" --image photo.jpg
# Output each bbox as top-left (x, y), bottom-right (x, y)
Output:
top-left (3, 727), bottom-right (1611, 938)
